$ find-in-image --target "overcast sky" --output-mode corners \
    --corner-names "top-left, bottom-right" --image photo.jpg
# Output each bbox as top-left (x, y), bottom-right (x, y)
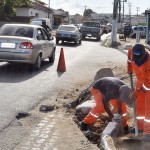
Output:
top-left (43, 0), bottom-right (150, 15)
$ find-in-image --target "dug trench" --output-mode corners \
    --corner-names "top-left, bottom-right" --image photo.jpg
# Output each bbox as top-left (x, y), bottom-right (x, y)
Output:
top-left (1, 64), bottom-right (150, 150)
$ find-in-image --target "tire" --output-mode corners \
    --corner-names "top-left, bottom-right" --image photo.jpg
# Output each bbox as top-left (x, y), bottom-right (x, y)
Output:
top-left (82, 35), bottom-right (85, 40)
top-left (79, 39), bottom-right (82, 44)
top-left (49, 49), bottom-right (55, 63)
top-left (34, 54), bottom-right (41, 71)
top-left (56, 38), bottom-right (59, 44)
top-left (74, 39), bottom-right (78, 45)
top-left (96, 36), bottom-right (100, 41)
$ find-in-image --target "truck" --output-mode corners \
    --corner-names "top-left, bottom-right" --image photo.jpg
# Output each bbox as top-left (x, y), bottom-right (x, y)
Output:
top-left (80, 21), bottom-right (101, 41)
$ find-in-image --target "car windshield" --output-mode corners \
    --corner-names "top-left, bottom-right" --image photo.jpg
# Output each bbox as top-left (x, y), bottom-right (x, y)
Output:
top-left (83, 22), bottom-right (100, 27)
top-left (59, 26), bottom-right (75, 31)
top-left (0, 25), bottom-right (34, 38)
top-left (31, 20), bottom-right (42, 26)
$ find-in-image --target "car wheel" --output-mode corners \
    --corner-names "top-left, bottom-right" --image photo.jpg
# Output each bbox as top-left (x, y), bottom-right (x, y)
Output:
top-left (79, 39), bottom-right (82, 44)
top-left (56, 38), bottom-right (59, 44)
top-left (96, 36), bottom-right (100, 41)
top-left (74, 39), bottom-right (78, 45)
top-left (82, 35), bottom-right (85, 40)
top-left (49, 49), bottom-right (55, 63)
top-left (34, 54), bottom-right (41, 71)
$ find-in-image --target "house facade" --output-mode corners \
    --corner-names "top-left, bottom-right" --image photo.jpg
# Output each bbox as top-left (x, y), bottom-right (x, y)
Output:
top-left (16, 2), bottom-right (69, 29)
top-left (91, 13), bottom-right (113, 24)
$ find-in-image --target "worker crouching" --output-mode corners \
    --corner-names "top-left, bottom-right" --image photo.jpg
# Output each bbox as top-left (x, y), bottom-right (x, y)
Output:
top-left (78, 77), bottom-right (132, 134)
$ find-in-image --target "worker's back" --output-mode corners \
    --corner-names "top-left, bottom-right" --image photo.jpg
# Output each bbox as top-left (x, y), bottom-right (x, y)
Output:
top-left (93, 77), bottom-right (125, 102)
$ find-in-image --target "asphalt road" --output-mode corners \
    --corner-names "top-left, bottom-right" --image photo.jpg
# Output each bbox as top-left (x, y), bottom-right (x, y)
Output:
top-left (0, 38), bottom-right (127, 132)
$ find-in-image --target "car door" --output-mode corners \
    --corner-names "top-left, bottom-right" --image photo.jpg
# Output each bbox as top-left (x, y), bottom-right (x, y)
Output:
top-left (138, 27), bottom-right (145, 37)
top-left (42, 28), bottom-right (54, 57)
top-left (36, 28), bottom-right (47, 59)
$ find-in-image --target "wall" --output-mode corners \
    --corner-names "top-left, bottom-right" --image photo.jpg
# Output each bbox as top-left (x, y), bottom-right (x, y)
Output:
top-left (16, 8), bottom-right (49, 18)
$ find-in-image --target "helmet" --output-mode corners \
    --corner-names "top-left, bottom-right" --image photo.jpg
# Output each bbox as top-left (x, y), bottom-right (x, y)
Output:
top-left (119, 85), bottom-right (133, 105)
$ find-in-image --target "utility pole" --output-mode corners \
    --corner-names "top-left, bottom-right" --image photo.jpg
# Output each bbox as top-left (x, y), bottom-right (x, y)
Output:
top-left (128, 2), bottom-right (132, 24)
top-left (122, 0), bottom-right (127, 23)
top-left (136, 7), bottom-right (140, 16)
top-left (48, 0), bottom-right (50, 8)
top-left (111, 0), bottom-right (120, 47)
top-left (83, 6), bottom-right (87, 21)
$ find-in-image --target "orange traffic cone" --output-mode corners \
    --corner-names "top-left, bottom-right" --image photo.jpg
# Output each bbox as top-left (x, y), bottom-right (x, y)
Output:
top-left (57, 48), bottom-right (66, 72)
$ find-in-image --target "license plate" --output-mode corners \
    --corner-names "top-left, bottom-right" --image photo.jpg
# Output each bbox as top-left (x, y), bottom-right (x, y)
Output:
top-left (1, 43), bottom-right (16, 49)
top-left (87, 34), bottom-right (92, 36)
top-left (63, 34), bottom-right (70, 37)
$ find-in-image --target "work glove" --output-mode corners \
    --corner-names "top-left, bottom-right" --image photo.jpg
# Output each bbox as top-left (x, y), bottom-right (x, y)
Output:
top-left (78, 121), bottom-right (88, 131)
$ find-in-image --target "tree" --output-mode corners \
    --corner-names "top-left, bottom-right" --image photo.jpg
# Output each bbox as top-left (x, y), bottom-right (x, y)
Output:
top-left (83, 9), bottom-right (93, 17)
top-left (83, 9), bottom-right (93, 21)
top-left (0, 0), bottom-right (31, 18)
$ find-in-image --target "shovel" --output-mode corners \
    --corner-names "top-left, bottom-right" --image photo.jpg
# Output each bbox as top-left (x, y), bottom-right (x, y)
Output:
top-left (129, 73), bottom-right (139, 137)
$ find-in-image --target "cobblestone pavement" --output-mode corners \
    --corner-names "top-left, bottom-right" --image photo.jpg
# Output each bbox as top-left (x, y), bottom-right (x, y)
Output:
top-left (14, 109), bottom-right (99, 150)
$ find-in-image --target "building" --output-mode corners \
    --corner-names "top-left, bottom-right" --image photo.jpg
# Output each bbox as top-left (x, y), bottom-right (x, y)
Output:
top-left (16, 1), bottom-right (52, 18)
top-left (52, 9), bottom-right (69, 29)
top-left (91, 13), bottom-right (113, 24)
top-left (69, 14), bottom-right (82, 24)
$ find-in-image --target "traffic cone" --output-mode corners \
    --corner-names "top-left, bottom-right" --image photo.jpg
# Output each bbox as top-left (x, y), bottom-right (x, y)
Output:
top-left (57, 48), bottom-right (66, 72)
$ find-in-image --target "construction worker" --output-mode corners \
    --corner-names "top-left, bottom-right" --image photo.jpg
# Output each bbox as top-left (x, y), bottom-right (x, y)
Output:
top-left (41, 20), bottom-right (52, 36)
top-left (127, 43), bottom-right (150, 141)
top-left (78, 77), bottom-right (132, 133)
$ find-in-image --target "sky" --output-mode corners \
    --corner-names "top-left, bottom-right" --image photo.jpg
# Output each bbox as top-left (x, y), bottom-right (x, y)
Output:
top-left (43, 0), bottom-right (150, 15)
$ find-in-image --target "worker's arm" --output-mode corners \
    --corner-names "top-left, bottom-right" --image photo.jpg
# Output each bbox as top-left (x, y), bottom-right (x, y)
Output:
top-left (104, 102), bottom-right (114, 119)
top-left (116, 98), bottom-right (122, 114)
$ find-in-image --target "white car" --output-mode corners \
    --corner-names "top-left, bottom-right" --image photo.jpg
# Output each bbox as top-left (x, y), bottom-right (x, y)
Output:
top-left (130, 26), bottom-right (146, 38)
top-left (0, 24), bottom-right (56, 70)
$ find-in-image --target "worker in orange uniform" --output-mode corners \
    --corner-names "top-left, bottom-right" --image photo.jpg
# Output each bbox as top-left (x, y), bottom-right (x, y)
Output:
top-left (78, 77), bottom-right (132, 133)
top-left (127, 43), bottom-right (150, 141)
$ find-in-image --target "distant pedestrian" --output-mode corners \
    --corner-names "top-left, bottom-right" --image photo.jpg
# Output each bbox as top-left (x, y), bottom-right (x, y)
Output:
top-left (124, 25), bottom-right (129, 42)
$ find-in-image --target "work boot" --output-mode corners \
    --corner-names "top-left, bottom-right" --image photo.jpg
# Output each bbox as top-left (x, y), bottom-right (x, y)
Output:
top-left (141, 134), bottom-right (150, 142)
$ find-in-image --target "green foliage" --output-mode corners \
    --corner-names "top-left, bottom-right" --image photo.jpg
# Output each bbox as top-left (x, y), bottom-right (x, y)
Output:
top-left (0, 0), bottom-right (31, 17)
top-left (83, 9), bottom-right (93, 17)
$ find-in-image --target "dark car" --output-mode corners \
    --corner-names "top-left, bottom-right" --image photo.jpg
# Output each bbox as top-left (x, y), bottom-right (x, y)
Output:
top-left (56, 25), bottom-right (82, 45)
top-left (80, 21), bottom-right (101, 41)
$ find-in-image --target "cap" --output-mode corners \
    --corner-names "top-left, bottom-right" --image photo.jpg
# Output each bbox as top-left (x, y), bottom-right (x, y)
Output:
top-left (133, 50), bottom-right (141, 55)
top-left (119, 85), bottom-right (133, 104)
top-left (132, 44), bottom-right (145, 56)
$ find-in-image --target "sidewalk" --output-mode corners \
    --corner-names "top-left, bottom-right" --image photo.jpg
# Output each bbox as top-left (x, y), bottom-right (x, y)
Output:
top-left (14, 108), bottom-right (99, 150)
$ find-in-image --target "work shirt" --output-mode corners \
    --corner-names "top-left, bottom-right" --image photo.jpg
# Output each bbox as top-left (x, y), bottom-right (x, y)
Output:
top-left (93, 77), bottom-right (125, 103)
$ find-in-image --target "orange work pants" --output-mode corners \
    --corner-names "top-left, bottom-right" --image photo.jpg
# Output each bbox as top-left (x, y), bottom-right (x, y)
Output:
top-left (83, 87), bottom-right (105, 125)
top-left (144, 91), bottom-right (150, 135)
top-left (110, 99), bottom-right (128, 127)
top-left (136, 92), bottom-right (145, 131)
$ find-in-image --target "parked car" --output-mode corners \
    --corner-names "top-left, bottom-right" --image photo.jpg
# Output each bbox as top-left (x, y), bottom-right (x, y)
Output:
top-left (80, 21), bottom-right (101, 41)
top-left (56, 25), bottom-right (82, 45)
top-left (0, 24), bottom-right (56, 70)
top-left (130, 25), bottom-right (146, 38)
